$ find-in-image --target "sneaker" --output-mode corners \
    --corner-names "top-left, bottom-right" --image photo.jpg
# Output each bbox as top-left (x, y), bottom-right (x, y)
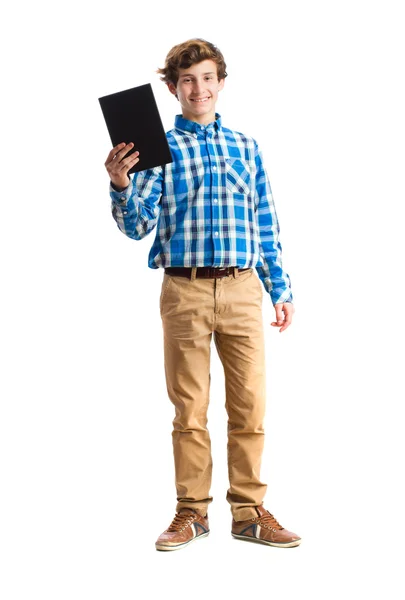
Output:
top-left (155, 508), bottom-right (210, 551)
top-left (232, 505), bottom-right (301, 548)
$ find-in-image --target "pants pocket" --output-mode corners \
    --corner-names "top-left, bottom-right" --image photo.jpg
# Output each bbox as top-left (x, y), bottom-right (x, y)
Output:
top-left (160, 274), bottom-right (173, 313)
top-left (253, 272), bottom-right (263, 297)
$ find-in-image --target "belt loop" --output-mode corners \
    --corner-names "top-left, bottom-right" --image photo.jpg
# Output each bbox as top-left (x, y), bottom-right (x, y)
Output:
top-left (191, 267), bottom-right (197, 281)
top-left (233, 267), bottom-right (239, 279)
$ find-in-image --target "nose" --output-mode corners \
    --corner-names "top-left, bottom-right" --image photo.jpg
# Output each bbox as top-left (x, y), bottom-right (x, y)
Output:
top-left (192, 79), bottom-right (204, 94)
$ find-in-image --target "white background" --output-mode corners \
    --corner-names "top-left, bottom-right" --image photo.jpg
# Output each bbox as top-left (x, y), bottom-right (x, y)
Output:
top-left (1, 0), bottom-right (404, 598)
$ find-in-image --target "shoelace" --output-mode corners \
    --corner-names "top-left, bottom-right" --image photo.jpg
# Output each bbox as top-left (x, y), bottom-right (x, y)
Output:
top-left (167, 511), bottom-right (197, 532)
top-left (252, 512), bottom-right (284, 531)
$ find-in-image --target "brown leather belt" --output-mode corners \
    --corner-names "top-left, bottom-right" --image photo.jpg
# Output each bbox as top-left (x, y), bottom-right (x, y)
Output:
top-left (164, 267), bottom-right (251, 279)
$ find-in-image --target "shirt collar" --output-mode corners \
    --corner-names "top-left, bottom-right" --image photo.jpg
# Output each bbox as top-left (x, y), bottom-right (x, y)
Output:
top-left (174, 113), bottom-right (222, 136)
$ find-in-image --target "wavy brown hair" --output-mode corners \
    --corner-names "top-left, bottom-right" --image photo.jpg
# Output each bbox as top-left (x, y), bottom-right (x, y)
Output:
top-left (157, 38), bottom-right (228, 86)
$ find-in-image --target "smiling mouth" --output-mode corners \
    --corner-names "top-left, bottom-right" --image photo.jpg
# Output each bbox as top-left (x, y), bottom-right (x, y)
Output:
top-left (190, 97), bottom-right (210, 103)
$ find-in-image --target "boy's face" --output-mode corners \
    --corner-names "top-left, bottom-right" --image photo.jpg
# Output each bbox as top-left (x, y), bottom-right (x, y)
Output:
top-left (167, 59), bottom-right (225, 125)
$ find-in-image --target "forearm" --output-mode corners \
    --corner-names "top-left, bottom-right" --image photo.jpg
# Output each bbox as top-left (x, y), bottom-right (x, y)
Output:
top-left (109, 168), bottom-right (162, 240)
top-left (110, 180), bottom-right (129, 193)
top-left (254, 143), bottom-right (293, 305)
top-left (255, 245), bottom-right (293, 305)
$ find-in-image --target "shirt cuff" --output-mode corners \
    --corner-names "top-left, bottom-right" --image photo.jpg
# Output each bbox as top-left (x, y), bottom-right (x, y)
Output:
top-left (109, 180), bottom-right (132, 206)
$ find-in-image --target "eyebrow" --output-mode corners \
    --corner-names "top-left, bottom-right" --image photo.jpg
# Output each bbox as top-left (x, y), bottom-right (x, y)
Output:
top-left (180, 72), bottom-right (216, 78)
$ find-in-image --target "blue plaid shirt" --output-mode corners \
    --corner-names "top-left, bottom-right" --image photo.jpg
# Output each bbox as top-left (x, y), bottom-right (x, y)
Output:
top-left (110, 113), bottom-right (293, 305)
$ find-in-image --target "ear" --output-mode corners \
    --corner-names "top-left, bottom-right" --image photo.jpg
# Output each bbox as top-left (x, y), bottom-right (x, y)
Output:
top-left (167, 82), bottom-right (178, 98)
top-left (218, 77), bottom-right (225, 92)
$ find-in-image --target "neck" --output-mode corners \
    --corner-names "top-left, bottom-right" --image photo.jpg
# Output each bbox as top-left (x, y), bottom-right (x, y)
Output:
top-left (182, 110), bottom-right (216, 126)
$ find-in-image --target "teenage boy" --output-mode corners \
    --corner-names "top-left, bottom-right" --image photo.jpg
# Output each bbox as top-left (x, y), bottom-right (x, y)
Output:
top-left (105, 39), bottom-right (301, 551)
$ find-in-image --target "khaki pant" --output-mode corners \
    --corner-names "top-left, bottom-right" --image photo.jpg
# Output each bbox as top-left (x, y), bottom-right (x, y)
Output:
top-left (159, 267), bottom-right (268, 522)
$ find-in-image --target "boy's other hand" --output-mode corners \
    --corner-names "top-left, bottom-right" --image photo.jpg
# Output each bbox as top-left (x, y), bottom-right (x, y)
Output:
top-left (105, 142), bottom-right (140, 190)
top-left (271, 302), bottom-right (295, 333)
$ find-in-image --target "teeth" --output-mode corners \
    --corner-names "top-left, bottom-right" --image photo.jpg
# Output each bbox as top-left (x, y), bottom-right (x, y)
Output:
top-left (192, 98), bottom-right (209, 102)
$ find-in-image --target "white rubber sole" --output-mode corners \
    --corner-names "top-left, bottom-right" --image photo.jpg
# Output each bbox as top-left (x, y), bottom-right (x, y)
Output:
top-left (155, 531), bottom-right (210, 551)
top-left (232, 532), bottom-right (301, 548)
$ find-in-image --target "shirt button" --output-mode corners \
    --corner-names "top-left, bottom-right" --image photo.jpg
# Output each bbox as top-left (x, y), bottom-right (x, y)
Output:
top-left (213, 198), bottom-right (218, 203)
top-left (212, 165), bottom-right (217, 170)
top-left (200, 125), bottom-right (204, 130)
top-left (214, 231), bottom-right (219, 236)
top-left (123, 210), bottom-right (128, 215)
top-left (120, 197), bottom-right (126, 202)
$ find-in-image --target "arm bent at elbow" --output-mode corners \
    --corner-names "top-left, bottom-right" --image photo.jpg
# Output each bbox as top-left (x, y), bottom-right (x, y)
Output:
top-left (109, 166), bottom-right (164, 240)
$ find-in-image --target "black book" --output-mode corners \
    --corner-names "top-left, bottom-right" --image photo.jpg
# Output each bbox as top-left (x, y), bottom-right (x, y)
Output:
top-left (98, 83), bottom-right (173, 175)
